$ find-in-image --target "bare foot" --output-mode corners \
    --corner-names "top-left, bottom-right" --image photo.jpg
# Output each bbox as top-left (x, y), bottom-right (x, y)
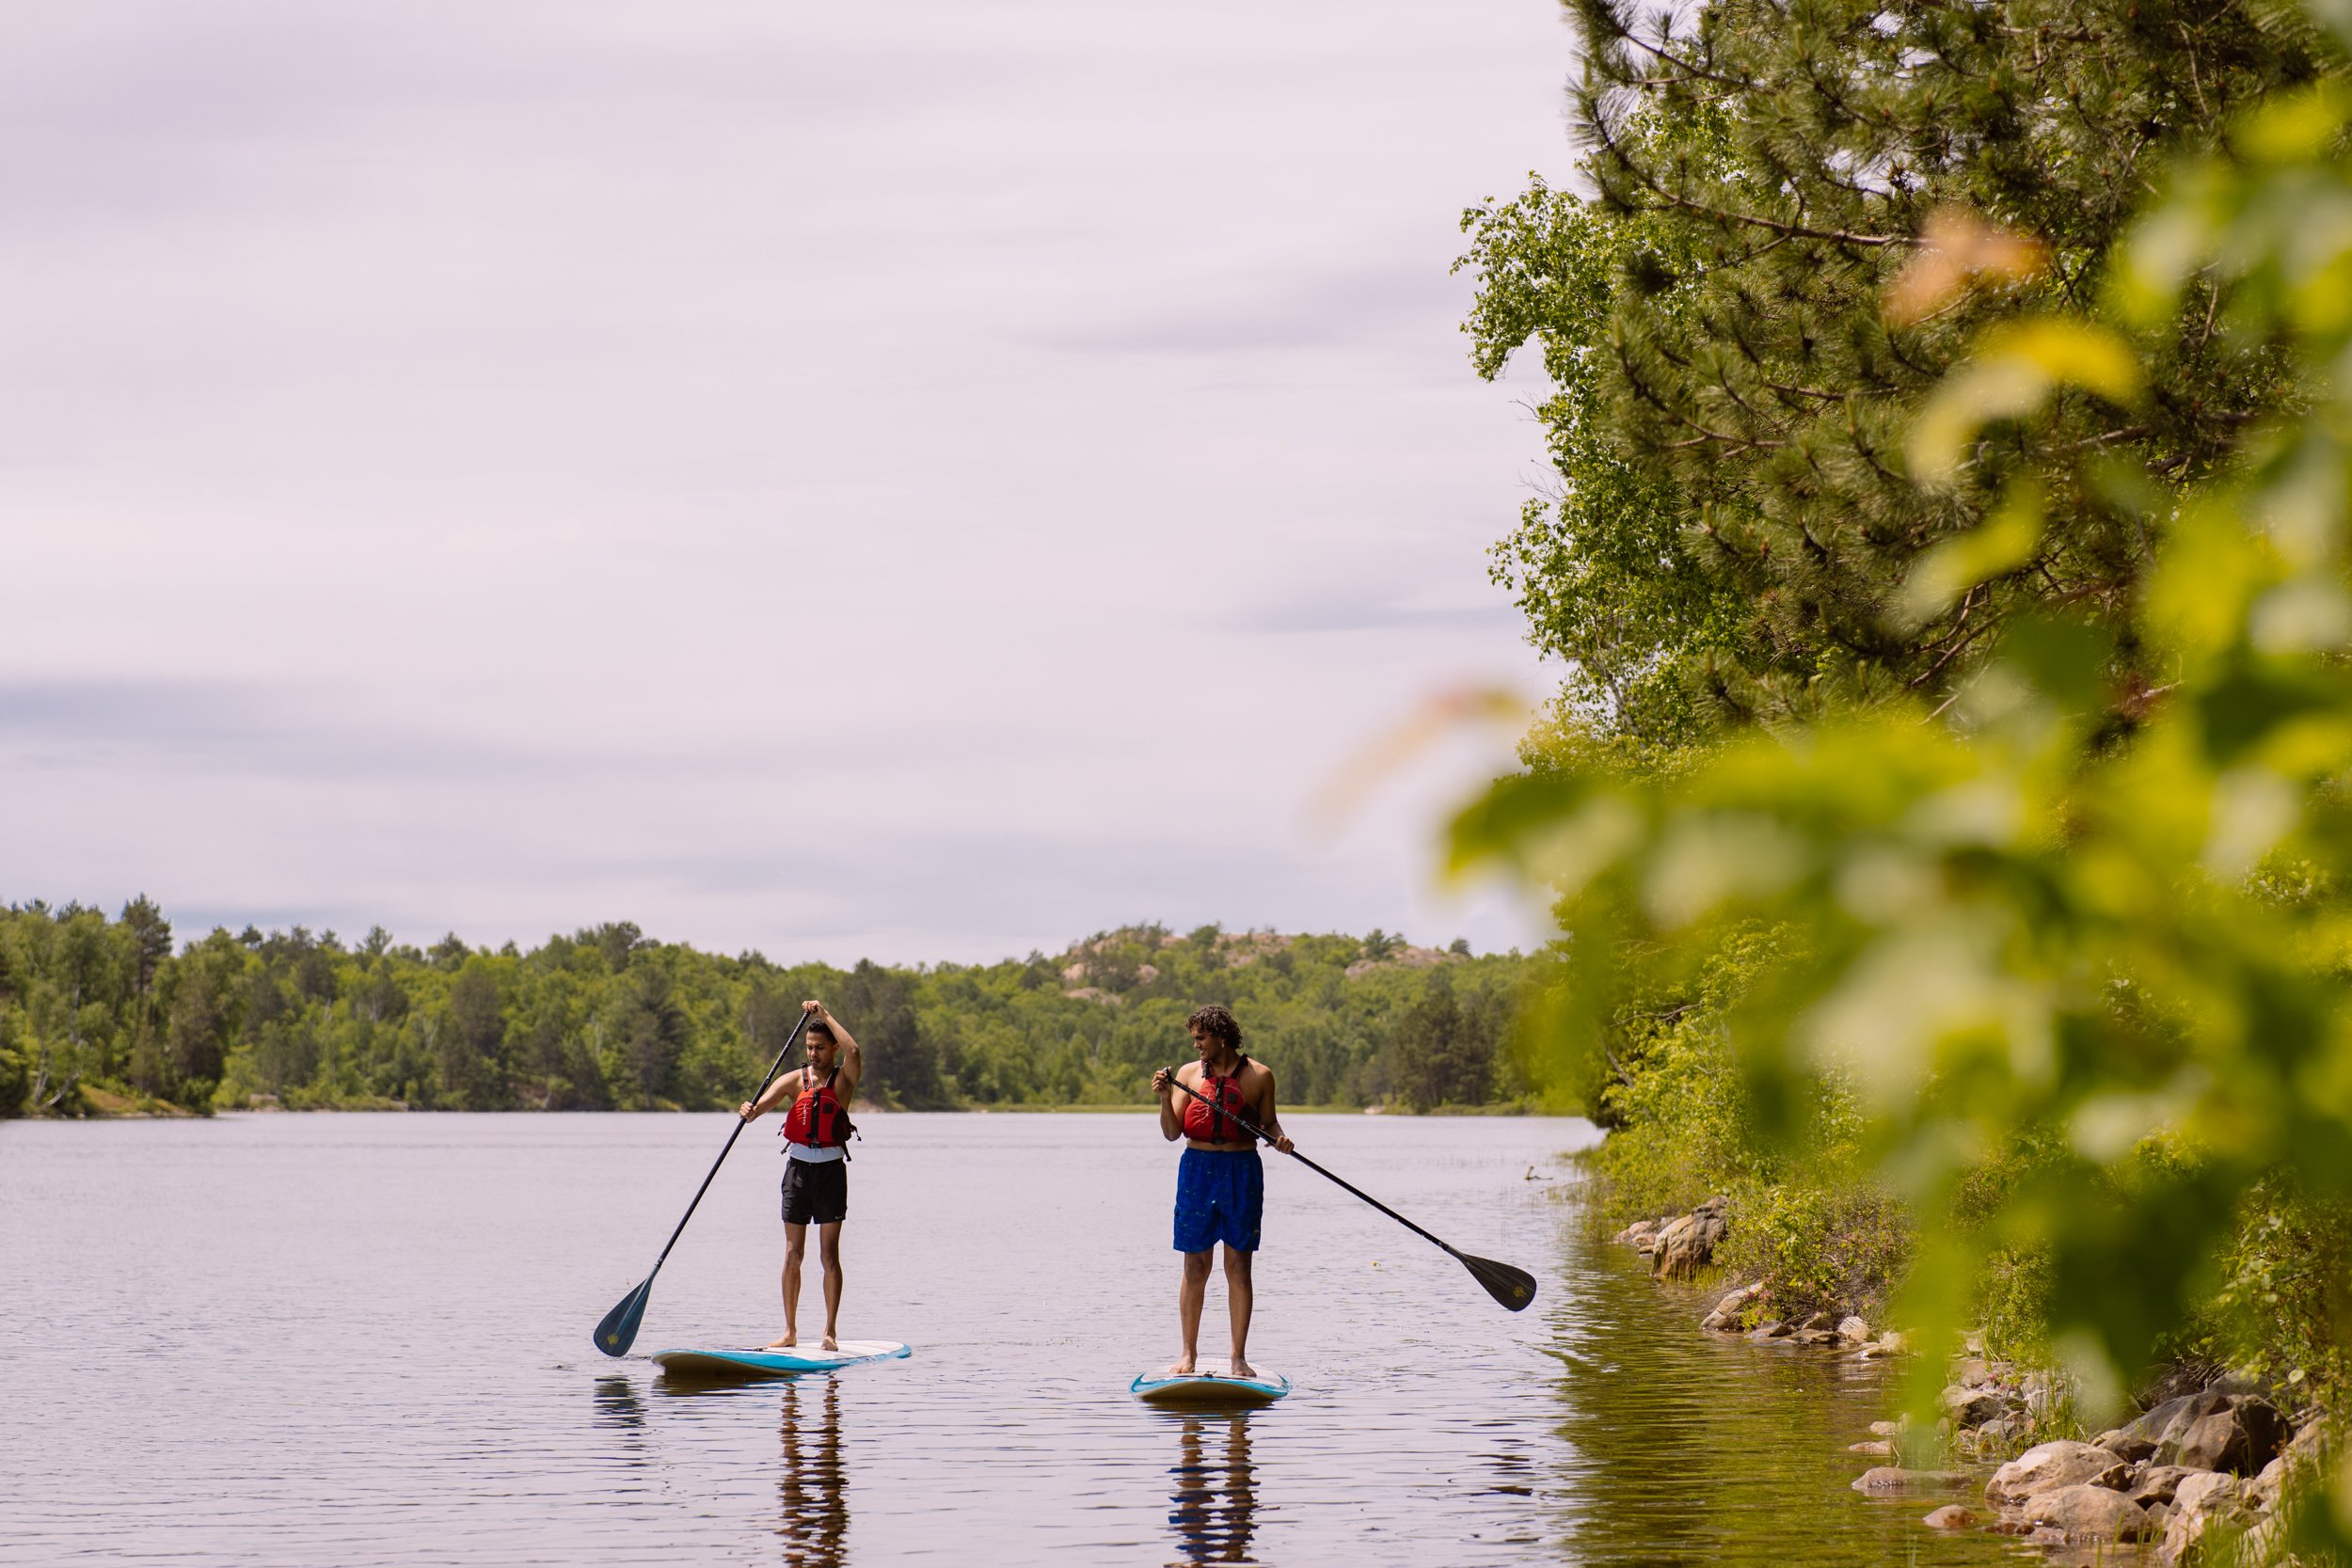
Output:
top-left (1167, 1354), bottom-right (1197, 1376)
top-left (1230, 1357), bottom-right (1256, 1379)
top-left (765, 1333), bottom-right (797, 1349)
top-left (821, 1334), bottom-right (839, 1352)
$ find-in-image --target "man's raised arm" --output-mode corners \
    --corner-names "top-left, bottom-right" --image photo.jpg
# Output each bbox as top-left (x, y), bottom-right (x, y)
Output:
top-left (811, 1000), bottom-right (863, 1098)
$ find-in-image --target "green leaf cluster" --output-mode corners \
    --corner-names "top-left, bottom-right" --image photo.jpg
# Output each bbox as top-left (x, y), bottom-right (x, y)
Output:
top-left (1454, 47), bottom-right (2352, 1545)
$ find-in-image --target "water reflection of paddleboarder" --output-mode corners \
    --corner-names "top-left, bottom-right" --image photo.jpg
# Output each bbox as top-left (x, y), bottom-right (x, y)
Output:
top-left (738, 1000), bottom-right (862, 1351)
top-left (1151, 1004), bottom-right (1293, 1378)
top-left (1167, 1413), bottom-right (1257, 1564)
top-left (590, 1374), bottom-right (647, 1445)
top-left (777, 1376), bottom-right (847, 1568)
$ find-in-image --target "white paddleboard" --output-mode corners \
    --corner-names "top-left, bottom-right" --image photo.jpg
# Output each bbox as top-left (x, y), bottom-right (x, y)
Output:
top-left (652, 1341), bottom-right (912, 1380)
top-left (1130, 1369), bottom-right (1291, 1408)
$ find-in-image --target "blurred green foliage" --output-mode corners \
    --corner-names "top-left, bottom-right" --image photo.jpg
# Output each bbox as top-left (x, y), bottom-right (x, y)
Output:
top-left (0, 908), bottom-right (1532, 1117)
top-left (1454, 37), bottom-right (2352, 1547)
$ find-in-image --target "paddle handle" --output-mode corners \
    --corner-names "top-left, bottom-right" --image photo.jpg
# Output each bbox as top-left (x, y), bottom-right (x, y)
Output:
top-left (1159, 1068), bottom-right (1456, 1260)
top-left (646, 1006), bottom-right (814, 1275)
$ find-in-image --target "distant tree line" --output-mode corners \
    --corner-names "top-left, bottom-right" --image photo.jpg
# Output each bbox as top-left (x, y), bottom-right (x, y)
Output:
top-left (0, 902), bottom-right (1533, 1117)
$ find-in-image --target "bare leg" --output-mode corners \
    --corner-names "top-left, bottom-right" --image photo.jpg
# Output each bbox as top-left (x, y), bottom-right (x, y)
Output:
top-left (1170, 1249), bottom-right (1213, 1373)
top-left (766, 1224), bottom-right (807, 1348)
top-left (818, 1223), bottom-right (844, 1350)
top-left (1224, 1246), bottom-right (1255, 1377)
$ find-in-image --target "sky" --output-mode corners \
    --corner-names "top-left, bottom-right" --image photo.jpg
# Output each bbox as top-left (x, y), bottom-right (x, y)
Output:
top-left (0, 0), bottom-right (1580, 966)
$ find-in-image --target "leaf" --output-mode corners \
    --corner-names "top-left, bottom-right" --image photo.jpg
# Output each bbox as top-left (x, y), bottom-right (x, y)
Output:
top-left (1907, 321), bottom-right (2144, 486)
top-left (1883, 207), bottom-right (2050, 326)
top-left (1897, 480), bottom-right (2043, 627)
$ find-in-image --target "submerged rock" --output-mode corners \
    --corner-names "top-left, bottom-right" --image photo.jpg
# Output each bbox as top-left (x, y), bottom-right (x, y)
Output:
top-left (1921, 1504), bottom-right (1980, 1529)
top-left (1852, 1467), bottom-right (1974, 1493)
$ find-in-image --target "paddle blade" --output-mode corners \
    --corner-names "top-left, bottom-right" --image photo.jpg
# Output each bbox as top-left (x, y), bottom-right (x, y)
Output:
top-left (595, 1277), bottom-right (653, 1357)
top-left (1459, 1252), bottom-right (1538, 1311)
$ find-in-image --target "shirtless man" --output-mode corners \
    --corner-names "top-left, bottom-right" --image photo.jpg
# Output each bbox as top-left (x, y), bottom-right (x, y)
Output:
top-left (739, 1000), bottom-right (861, 1350)
top-left (1151, 1004), bottom-right (1294, 1378)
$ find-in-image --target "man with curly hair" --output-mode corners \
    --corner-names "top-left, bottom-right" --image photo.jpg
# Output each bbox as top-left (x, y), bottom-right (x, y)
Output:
top-left (1151, 1003), bottom-right (1293, 1377)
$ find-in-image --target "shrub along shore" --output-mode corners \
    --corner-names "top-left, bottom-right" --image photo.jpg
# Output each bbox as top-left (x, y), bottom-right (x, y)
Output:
top-left (0, 902), bottom-right (1533, 1118)
top-left (1437, 0), bottom-right (2352, 1551)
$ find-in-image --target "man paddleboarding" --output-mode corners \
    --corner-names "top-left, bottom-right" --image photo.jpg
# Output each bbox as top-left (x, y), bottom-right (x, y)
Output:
top-left (739, 1000), bottom-right (861, 1351)
top-left (1151, 1004), bottom-right (1293, 1378)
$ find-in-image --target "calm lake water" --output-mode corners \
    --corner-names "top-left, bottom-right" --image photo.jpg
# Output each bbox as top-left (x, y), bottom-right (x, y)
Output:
top-left (1, 1113), bottom-right (2027, 1566)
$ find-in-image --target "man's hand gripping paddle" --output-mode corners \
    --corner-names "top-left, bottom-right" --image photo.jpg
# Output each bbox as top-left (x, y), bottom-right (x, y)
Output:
top-left (1160, 1068), bottom-right (1538, 1312)
top-left (594, 1007), bottom-right (815, 1356)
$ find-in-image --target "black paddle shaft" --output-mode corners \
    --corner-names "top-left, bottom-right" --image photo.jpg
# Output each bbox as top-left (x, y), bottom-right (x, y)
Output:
top-left (594, 1006), bottom-right (815, 1356)
top-left (1161, 1069), bottom-right (1457, 1253)
top-left (1158, 1067), bottom-right (1537, 1311)
top-left (653, 1006), bottom-right (815, 1273)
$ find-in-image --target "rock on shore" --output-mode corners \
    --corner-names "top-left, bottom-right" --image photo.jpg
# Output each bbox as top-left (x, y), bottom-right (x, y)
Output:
top-left (2093, 1391), bottom-right (2293, 1474)
top-left (1611, 1196), bottom-right (1728, 1280)
top-left (1605, 1194), bottom-right (2333, 1566)
top-left (1932, 1364), bottom-right (2327, 1561)
top-left (1985, 1441), bottom-right (2128, 1506)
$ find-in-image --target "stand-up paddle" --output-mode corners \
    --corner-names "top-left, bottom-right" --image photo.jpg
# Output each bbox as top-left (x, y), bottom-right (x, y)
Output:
top-left (593, 1008), bottom-right (814, 1356)
top-left (1161, 1069), bottom-right (1538, 1312)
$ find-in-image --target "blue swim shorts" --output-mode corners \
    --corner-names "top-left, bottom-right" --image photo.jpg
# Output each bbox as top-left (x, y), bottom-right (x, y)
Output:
top-left (1173, 1147), bottom-right (1263, 1254)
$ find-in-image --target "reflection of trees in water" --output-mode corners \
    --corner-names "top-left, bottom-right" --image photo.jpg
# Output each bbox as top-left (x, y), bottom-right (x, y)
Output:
top-left (777, 1376), bottom-right (847, 1568)
top-left (1166, 1414), bottom-right (1256, 1565)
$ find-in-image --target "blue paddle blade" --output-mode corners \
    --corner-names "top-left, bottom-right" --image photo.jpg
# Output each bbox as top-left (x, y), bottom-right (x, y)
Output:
top-left (595, 1277), bottom-right (653, 1357)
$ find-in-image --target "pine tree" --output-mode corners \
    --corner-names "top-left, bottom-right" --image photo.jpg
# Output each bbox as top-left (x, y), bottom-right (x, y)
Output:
top-left (1464, 0), bottom-right (2326, 736)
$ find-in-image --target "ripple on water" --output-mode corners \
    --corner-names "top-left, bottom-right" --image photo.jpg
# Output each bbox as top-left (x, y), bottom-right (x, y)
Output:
top-left (3, 1113), bottom-right (2028, 1566)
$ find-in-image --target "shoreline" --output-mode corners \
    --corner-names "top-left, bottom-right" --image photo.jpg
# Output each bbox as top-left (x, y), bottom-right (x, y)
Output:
top-left (1613, 1196), bottom-right (2335, 1564)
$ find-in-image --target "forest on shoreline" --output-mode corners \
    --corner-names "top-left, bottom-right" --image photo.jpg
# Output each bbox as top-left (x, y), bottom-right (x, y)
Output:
top-left (0, 900), bottom-right (1533, 1118)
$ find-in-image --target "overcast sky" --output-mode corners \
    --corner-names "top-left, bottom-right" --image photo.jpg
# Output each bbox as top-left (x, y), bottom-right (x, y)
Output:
top-left (0, 0), bottom-right (1577, 965)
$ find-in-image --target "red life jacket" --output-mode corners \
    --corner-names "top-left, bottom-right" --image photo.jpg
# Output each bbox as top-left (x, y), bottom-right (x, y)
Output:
top-left (783, 1069), bottom-right (852, 1148)
top-left (1181, 1059), bottom-right (1250, 1143)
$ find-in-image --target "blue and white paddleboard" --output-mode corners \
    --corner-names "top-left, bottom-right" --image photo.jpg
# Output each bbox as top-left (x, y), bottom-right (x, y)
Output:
top-left (652, 1340), bottom-right (911, 1380)
top-left (1130, 1369), bottom-right (1291, 1408)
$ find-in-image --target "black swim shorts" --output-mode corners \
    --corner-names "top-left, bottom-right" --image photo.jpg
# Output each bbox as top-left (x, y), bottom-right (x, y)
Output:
top-left (781, 1156), bottom-right (848, 1226)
